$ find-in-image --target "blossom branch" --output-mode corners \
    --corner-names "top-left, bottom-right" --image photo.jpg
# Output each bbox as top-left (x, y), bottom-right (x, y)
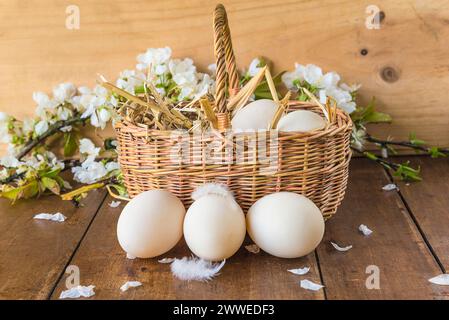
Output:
top-left (17, 116), bottom-right (85, 160)
top-left (61, 156), bottom-right (117, 172)
top-left (0, 171), bottom-right (25, 184)
top-left (352, 148), bottom-right (422, 181)
top-left (365, 134), bottom-right (449, 156)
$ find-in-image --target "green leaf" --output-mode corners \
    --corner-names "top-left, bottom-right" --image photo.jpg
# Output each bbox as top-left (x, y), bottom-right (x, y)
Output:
top-left (408, 132), bottom-right (426, 146)
top-left (63, 132), bottom-right (78, 157)
top-left (254, 90), bottom-right (276, 100)
top-left (39, 167), bottom-right (62, 179)
top-left (363, 111), bottom-right (392, 123)
top-left (0, 187), bottom-right (20, 201)
top-left (134, 85), bottom-right (145, 94)
top-left (108, 184), bottom-right (128, 197)
top-left (256, 72), bottom-right (285, 91)
top-left (298, 92), bottom-right (308, 101)
top-left (363, 151), bottom-right (378, 161)
top-left (41, 177), bottom-right (61, 195)
top-left (393, 162), bottom-right (422, 182)
top-left (429, 146), bottom-right (447, 158)
top-left (254, 72), bottom-right (285, 100)
top-left (351, 98), bottom-right (392, 124)
top-left (20, 180), bottom-right (40, 198)
top-left (54, 176), bottom-right (71, 190)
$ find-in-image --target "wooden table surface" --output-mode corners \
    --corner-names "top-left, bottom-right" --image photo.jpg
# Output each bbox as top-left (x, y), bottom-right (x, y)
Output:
top-left (0, 156), bottom-right (448, 300)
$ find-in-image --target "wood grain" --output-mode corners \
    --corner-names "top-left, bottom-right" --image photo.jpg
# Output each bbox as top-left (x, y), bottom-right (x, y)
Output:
top-left (1, 157), bottom-right (449, 299)
top-left (0, 0), bottom-right (448, 148)
top-left (0, 189), bottom-right (107, 299)
top-left (316, 159), bottom-right (448, 299)
top-left (394, 156), bottom-right (449, 271)
top-left (50, 196), bottom-right (324, 300)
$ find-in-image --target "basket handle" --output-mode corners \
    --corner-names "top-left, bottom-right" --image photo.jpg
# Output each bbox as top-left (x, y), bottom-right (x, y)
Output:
top-left (214, 4), bottom-right (239, 114)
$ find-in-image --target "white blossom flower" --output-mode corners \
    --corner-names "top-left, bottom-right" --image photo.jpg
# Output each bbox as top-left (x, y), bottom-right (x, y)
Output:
top-left (136, 47), bottom-right (172, 73)
top-left (116, 70), bottom-right (145, 95)
top-left (75, 85), bottom-right (113, 129)
top-left (168, 58), bottom-right (215, 101)
top-left (247, 58), bottom-right (263, 77)
top-left (118, 47), bottom-right (216, 102)
top-left (49, 154), bottom-right (65, 170)
top-left (178, 86), bottom-right (194, 101)
top-left (0, 112), bottom-right (9, 122)
top-left (79, 138), bottom-right (100, 159)
top-left (351, 127), bottom-right (366, 151)
top-left (194, 74), bottom-right (214, 99)
top-left (282, 63), bottom-right (359, 114)
top-left (71, 86), bottom-right (90, 113)
top-left (0, 155), bottom-right (21, 168)
top-left (60, 125), bottom-right (72, 132)
top-left (22, 118), bottom-right (35, 135)
top-left (33, 91), bottom-right (56, 120)
top-left (0, 112), bottom-right (12, 143)
top-left (23, 151), bottom-right (64, 171)
top-left (71, 139), bottom-right (119, 183)
top-left (72, 159), bottom-right (118, 184)
top-left (0, 168), bottom-right (8, 180)
top-left (326, 86), bottom-right (356, 114)
top-left (105, 161), bottom-right (120, 172)
top-left (6, 144), bottom-right (18, 157)
top-left (34, 120), bottom-right (49, 136)
top-left (340, 83), bottom-right (361, 93)
top-left (72, 159), bottom-right (107, 184)
top-left (53, 83), bottom-right (76, 103)
top-left (57, 107), bottom-right (73, 121)
top-left (169, 58), bottom-right (197, 86)
top-left (32, 91), bottom-right (51, 108)
top-left (284, 64), bottom-right (337, 90)
top-left (207, 63), bottom-right (217, 76)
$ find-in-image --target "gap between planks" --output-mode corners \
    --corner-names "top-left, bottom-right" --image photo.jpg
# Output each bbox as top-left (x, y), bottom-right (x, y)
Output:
top-left (46, 191), bottom-right (109, 299)
top-left (382, 157), bottom-right (446, 274)
top-left (316, 158), bottom-right (446, 299)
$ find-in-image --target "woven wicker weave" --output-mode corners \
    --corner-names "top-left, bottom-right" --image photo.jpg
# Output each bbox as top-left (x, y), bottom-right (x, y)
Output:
top-left (114, 4), bottom-right (352, 220)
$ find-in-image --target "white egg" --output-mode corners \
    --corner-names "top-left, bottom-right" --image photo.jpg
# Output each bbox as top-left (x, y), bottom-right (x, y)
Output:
top-left (246, 192), bottom-right (324, 258)
top-left (184, 186), bottom-right (246, 261)
top-left (117, 190), bottom-right (185, 258)
top-left (231, 99), bottom-right (278, 130)
top-left (277, 110), bottom-right (326, 132)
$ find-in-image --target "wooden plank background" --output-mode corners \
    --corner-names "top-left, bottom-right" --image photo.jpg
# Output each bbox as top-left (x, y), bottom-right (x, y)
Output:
top-left (0, 0), bottom-right (448, 148)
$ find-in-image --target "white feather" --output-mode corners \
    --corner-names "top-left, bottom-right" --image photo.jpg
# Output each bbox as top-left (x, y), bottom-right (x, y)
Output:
top-left (170, 256), bottom-right (226, 281)
top-left (191, 183), bottom-right (233, 201)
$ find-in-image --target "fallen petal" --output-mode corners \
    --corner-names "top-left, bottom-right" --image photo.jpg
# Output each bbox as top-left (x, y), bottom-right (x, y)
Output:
top-left (59, 285), bottom-right (95, 299)
top-left (300, 279), bottom-right (324, 291)
top-left (120, 281), bottom-right (142, 292)
top-left (359, 224), bottom-right (373, 236)
top-left (288, 267), bottom-right (310, 275)
top-left (34, 212), bottom-right (67, 222)
top-left (331, 241), bottom-right (353, 252)
top-left (109, 201), bottom-right (121, 208)
top-left (382, 183), bottom-right (398, 191)
top-left (429, 274), bottom-right (449, 285)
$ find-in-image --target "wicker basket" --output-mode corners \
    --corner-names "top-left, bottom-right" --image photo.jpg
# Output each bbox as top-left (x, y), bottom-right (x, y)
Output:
top-left (114, 4), bottom-right (352, 220)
